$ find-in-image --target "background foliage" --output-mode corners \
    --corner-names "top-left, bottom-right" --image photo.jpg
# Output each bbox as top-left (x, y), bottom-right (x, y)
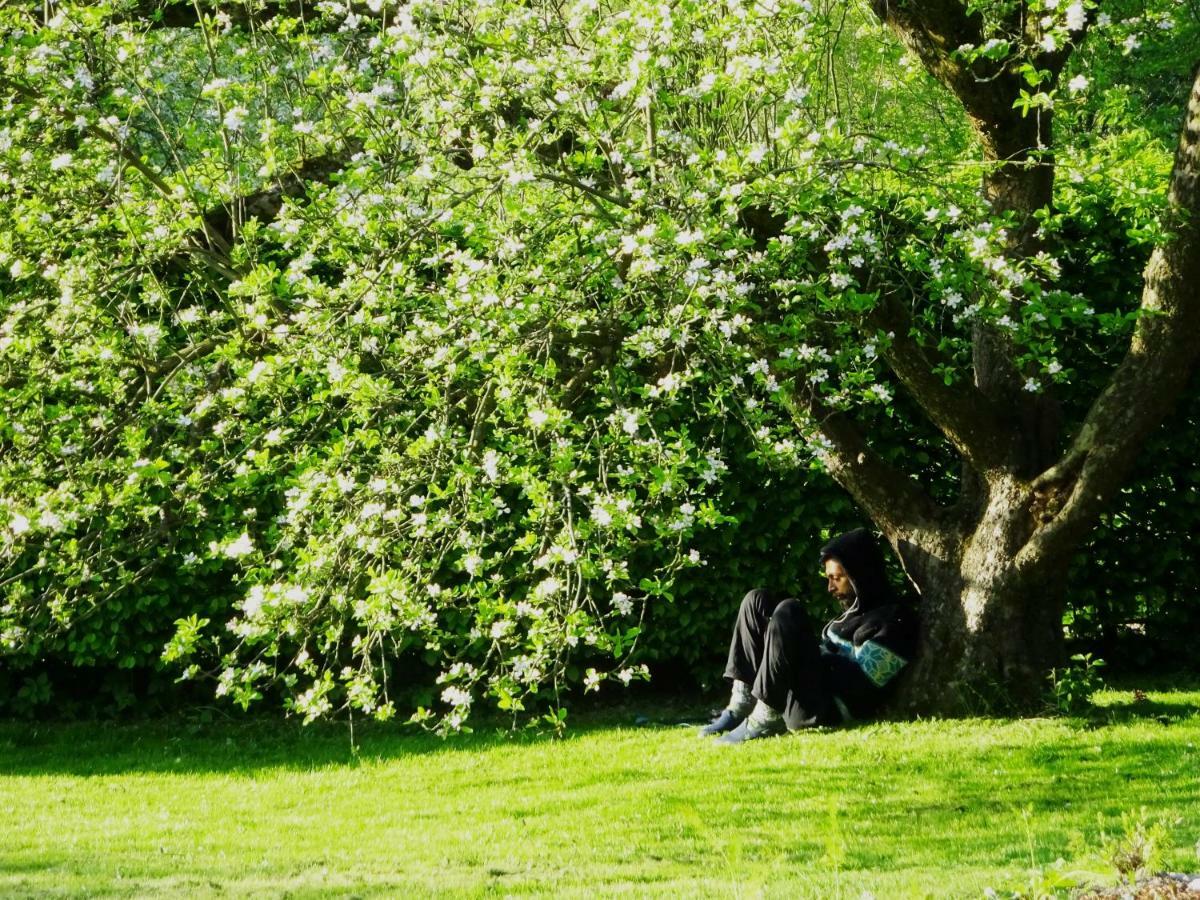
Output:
top-left (1, 0), bottom-right (1197, 724)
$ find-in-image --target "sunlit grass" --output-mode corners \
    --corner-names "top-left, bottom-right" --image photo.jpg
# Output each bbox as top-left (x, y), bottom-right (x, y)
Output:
top-left (2, 684), bottom-right (1198, 898)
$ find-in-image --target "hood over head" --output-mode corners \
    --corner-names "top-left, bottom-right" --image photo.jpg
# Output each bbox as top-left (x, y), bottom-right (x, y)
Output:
top-left (819, 528), bottom-right (896, 611)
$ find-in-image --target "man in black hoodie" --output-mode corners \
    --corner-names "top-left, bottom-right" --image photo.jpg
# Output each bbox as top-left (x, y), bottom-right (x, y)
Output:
top-left (700, 528), bottom-right (918, 743)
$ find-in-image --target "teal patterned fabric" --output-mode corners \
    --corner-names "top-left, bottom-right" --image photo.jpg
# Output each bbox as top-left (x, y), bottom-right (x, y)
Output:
top-left (824, 628), bottom-right (908, 687)
top-left (853, 640), bottom-right (907, 687)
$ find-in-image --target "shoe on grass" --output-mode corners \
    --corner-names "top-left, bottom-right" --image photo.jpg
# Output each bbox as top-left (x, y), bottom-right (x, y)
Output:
top-left (713, 714), bottom-right (787, 745)
top-left (698, 708), bottom-right (744, 737)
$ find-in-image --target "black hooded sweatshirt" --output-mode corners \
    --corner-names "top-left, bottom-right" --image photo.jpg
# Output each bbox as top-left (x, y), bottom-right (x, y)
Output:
top-left (818, 529), bottom-right (919, 719)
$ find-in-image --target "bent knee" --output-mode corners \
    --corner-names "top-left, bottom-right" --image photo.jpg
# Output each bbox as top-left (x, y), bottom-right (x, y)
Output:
top-left (740, 588), bottom-right (773, 615)
top-left (770, 597), bottom-right (807, 626)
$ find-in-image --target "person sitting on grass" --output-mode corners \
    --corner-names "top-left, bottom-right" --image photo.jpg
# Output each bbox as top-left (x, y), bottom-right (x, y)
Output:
top-left (700, 528), bottom-right (918, 744)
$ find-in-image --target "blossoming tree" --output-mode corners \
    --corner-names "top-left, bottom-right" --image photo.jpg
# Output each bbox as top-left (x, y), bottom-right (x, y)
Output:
top-left (1, 0), bottom-right (1197, 723)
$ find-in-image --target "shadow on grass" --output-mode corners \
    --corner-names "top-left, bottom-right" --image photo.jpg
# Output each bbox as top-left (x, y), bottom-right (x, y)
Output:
top-left (0, 693), bottom-right (724, 777)
top-left (1088, 697), bottom-right (1200, 724)
top-left (3, 682), bottom-right (1196, 778)
top-left (0, 715), bottom-right (563, 777)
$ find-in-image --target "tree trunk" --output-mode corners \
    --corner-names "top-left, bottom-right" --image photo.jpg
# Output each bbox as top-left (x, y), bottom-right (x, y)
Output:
top-left (814, 7), bottom-right (1200, 718)
top-left (866, 114), bottom-right (1067, 708)
top-left (888, 475), bottom-right (1065, 714)
top-left (896, 565), bottom-right (1065, 715)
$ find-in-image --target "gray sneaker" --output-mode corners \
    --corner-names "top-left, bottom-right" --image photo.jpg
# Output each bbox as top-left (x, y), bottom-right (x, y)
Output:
top-left (698, 709), bottom-right (744, 737)
top-left (714, 715), bottom-right (787, 744)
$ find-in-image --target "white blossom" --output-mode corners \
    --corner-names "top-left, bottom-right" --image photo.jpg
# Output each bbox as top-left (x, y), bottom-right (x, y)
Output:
top-left (223, 532), bottom-right (255, 558)
top-left (583, 668), bottom-right (602, 691)
top-left (533, 577), bottom-right (562, 598)
top-left (1065, 2), bottom-right (1086, 31)
top-left (243, 585), bottom-right (266, 617)
top-left (38, 509), bottom-right (64, 531)
top-left (490, 619), bottom-right (512, 639)
top-left (482, 449), bottom-right (500, 481)
top-left (441, 686), bottom-right (472, 708)
top-left (223, 106), bottom-right (248, 131)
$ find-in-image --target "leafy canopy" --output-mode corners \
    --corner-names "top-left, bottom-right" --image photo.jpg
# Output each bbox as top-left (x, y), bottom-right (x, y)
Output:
top-left (0, 0), bottom-right (1185, 727)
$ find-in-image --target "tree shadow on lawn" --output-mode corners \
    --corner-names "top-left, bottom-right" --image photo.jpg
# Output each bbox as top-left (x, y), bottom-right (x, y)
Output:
top-left (2, 684), bottom-right (1196, 778)
top-left (0, 688), bottom-right (725, 777)
top-left (1083, 697), bottom-right (1200, 727)
top-left (0, 715), bottom-right (575, 777)
top-left (0, 696), bottom-right (714, 777)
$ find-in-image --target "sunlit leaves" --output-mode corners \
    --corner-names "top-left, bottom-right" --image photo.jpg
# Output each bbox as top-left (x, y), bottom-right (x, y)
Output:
top-left (0, 0), bottom-right (1185, 727)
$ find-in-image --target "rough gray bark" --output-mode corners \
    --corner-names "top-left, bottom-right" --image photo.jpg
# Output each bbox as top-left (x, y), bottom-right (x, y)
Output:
top-left (887, 477), bottom-right (1066, 714)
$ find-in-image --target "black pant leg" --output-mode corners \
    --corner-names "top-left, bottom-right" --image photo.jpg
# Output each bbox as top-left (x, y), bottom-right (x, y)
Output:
top-left (722, 588), bottom-right (783, 684)
top-left (753, 598), bottom-right (838, 730)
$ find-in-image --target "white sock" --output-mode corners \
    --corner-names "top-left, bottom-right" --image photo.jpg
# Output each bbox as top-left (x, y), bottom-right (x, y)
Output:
top-left (727, 679), bottom-right (755, 717)
top-left (745, 699), bottom-right (782, 729)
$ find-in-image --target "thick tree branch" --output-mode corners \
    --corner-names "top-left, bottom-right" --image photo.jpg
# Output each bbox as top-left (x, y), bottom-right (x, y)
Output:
top-left (0, 72), bottom-right (245, 269)
top-left (129, 141), bottom-right (362, 281)
top-left (781, 389), bottom-right (951, 550)
top-left (868, 1), bottom-right (1061, 238)
top-left (868, 1), bottom-right (1074, 146)
top-left (868, 0), bottom-right (989, 114)
top-left (868, 292), bottom-right (1019, 472)
top-left (867, 2), bottom-right (1074, 486)
top-left (195, 142), bottom-right (363, 249)
top-left (1018, 62), bottom-right (1200, 570)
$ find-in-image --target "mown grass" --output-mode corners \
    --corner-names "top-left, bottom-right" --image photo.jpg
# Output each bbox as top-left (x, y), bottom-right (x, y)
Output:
top-left (2, 684), bottom-right (1198, 898)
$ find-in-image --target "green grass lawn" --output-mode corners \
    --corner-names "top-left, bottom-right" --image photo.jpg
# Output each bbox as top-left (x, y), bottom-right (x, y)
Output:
top-left (2, 685), bottom-right (1198, 898)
